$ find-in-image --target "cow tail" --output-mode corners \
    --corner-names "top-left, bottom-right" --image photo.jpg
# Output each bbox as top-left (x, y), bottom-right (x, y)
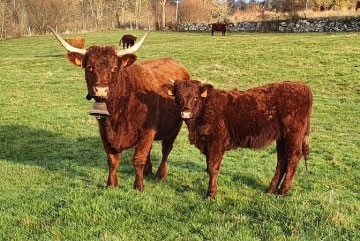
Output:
top-left (302, 120), bottom-right (310, 172)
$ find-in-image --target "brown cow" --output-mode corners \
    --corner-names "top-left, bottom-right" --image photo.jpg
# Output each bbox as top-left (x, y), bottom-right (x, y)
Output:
top-left (356, 1), bottom-right (360, 11)
top-left (210, 23), bottom-right (228, 36)
top-left (48, 26), bottom-right (191, 191)
top-left (164, 80), bottom-right (312, 198)
top-left (65, 37), bottom-right (85, 48)
top-left (119, 34), bottom-right (137, 49)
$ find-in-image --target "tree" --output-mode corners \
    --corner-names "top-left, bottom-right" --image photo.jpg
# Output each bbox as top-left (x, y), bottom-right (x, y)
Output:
top-left (159, 0), bottom-right (166, 28)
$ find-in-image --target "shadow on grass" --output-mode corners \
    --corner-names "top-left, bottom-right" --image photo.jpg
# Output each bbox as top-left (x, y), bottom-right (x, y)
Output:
top-left (35, 54), bottom-right (65, 58)
top-left (0, 124), bottom-right (135, 184)
top-left (231, 173), bottom-right (269, 192)
top-left (0, 124), bottom-right (268, 195)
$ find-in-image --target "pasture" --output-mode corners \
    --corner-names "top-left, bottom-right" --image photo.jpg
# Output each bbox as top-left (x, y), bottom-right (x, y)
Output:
top-left (0, 30), bottom-right (359, 240)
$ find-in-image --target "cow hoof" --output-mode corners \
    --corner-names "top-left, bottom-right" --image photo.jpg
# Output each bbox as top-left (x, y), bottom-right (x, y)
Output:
top-left (143, 165), bottom-right (153, 176)
top-left (206, 192), bottom-right (217, 200)
top-left (155, 170), bottom-right (168, 180)
top-left (134, 183), bottom-right (144, 192)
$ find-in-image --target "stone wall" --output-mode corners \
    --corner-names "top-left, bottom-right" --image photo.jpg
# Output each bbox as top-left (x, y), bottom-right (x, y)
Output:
top-left (176, 18), bottom-right (360, 33)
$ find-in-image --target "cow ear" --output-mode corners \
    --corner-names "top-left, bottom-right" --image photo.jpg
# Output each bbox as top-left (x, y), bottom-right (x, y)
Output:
top-left (66, 52), bottom-right (84, 67)
top-left (162, 84), bottom-right (174, 96)
top-left (119, 54), bottom-right (137, 68)
top-left (200, 84), bottom-right (213, 98)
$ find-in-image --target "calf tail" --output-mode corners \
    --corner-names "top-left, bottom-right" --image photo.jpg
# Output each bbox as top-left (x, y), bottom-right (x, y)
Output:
top-left (302, 120), bottom-right (311, 171)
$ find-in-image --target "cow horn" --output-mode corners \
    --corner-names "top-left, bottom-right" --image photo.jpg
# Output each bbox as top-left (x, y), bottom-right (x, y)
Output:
top-left (116, 31), bottom-right (150, 57)
top-left (47, 26), bottom-right (87, 55)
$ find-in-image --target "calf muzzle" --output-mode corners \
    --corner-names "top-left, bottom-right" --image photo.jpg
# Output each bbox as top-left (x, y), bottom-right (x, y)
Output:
top-left (89, 101), bottom-right (109, 119)
top-left (181, 111), bottom-right (192, 119)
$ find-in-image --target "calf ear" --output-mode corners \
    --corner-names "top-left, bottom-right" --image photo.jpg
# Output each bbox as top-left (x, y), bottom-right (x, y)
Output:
top-left (162, 84), bottom-right (174, 96)
top-left (66, 52), bottom-right (84, 67)
top-left (200, 84), bottom-right (213, 98)
top-left (119, 54), bottom-right (137, 68)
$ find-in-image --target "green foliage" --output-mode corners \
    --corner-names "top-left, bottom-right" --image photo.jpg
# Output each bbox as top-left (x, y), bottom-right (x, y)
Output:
top-left (0, 30), bottom-right (359, 240)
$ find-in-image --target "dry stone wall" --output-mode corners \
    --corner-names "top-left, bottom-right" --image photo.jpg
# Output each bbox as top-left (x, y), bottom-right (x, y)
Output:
top-left (176, 18), bottom-right (360, 33)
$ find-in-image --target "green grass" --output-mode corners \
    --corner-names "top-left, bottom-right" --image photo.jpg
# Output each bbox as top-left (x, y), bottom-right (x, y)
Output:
top-left (0, 30), bottom-right (359, 240)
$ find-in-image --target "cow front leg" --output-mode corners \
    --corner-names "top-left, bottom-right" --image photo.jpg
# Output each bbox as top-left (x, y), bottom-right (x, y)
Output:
top-left (106, 152), bottom-right (120, 187)
top-left (206, 147), bottom-right (224, 199)
top-left (155, 140), bottom-right (174, 180)
top-left (133, 131), bottom-right (156, 191)
top-left (143, 146), bottom-right (153, 176)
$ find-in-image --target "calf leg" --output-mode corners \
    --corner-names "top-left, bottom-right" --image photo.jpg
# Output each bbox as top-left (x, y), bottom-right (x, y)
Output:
top-left (206, 147), bottom-right (225, 199)
top-left (278, 136), bottom-right (303, 195)
top-left (133, 131), bottom-right (156, 191)
top-left (267, 139), bottom-right (287, 193)
top-left (106, 152), bottom-right (120, 187)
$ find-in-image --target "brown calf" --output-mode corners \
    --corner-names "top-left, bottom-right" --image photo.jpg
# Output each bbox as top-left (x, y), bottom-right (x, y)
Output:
top-left (165, 80), bottom-right (312, 198)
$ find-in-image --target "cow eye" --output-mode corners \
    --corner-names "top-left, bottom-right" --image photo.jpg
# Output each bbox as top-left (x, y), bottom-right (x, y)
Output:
top-left (86, 65), bottom-right (93, 72)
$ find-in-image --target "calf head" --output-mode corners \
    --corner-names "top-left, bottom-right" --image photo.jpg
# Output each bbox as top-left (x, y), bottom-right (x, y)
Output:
top-left (164, 80), bottom-right (213, 120)
top-left (48, 26), bottom-right (149, 103)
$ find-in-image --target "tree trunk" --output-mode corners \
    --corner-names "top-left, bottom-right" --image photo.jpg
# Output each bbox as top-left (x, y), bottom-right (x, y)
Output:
top-left (159, 0), bottom-right (166, 29)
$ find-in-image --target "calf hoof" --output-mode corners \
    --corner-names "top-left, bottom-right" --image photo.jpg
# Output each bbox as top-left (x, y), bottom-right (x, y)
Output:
top-left (107, 179), bottom-right (118, 188)
top-left (134, 182), bottom-right (144, 192)
top-left (266, 186), bottom-right (278, 194)
top-left (277, 188), bottom-right (289, 196)
top-left (155, 169), bottom-right (168, 181)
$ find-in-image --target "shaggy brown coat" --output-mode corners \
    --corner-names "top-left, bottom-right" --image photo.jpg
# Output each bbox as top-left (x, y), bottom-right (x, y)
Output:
top-left (165, 80), bottom-right (312, 198)
top-left (63, 45), bottom-right (190, 191)
top-left (119, 34), bottom-right (137, 49)
top-left (65, 37), bottom-right (85, 48)
top-left (210, 23), bottom-right (227, 36)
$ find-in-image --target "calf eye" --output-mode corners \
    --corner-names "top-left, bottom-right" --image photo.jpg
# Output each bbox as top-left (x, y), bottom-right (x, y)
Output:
top-left (111, 66), bottom-right (118, 73)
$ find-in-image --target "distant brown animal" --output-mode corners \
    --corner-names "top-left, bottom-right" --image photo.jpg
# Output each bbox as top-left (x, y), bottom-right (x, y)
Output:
top-left (164, 80), bottom-right (313, 198)
top-left (48, 26), bottom-right (191, 191)
top-left (356, 1), bottom-right (360, 10)
top-left (64, 38), bottom-right (85, 65)
top-left (119, 34), bottom-right (137, 49)
top-left (65, 37), bottom-right (85, 48)
top-left (210, 23), bottom-right (228, 36)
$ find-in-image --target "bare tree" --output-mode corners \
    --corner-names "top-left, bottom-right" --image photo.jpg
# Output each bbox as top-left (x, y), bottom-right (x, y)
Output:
top-left (159, 0), bottom-right (166, 29)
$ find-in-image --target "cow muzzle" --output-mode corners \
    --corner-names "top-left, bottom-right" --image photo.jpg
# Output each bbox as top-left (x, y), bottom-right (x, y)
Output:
top-left (89, 102), bottom-right (110, 119)
top-left (92, 86), bottom-right (109, 98)
top-left (181, 111), bottom-right (192, 119)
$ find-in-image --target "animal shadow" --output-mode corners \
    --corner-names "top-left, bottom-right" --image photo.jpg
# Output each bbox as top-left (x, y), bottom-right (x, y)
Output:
top-left (0, 125), bottom-right (109, 181)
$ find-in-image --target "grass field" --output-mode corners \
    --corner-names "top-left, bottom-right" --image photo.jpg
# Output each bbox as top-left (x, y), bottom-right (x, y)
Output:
top-left (0, 30), bottom-right (359, 240)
